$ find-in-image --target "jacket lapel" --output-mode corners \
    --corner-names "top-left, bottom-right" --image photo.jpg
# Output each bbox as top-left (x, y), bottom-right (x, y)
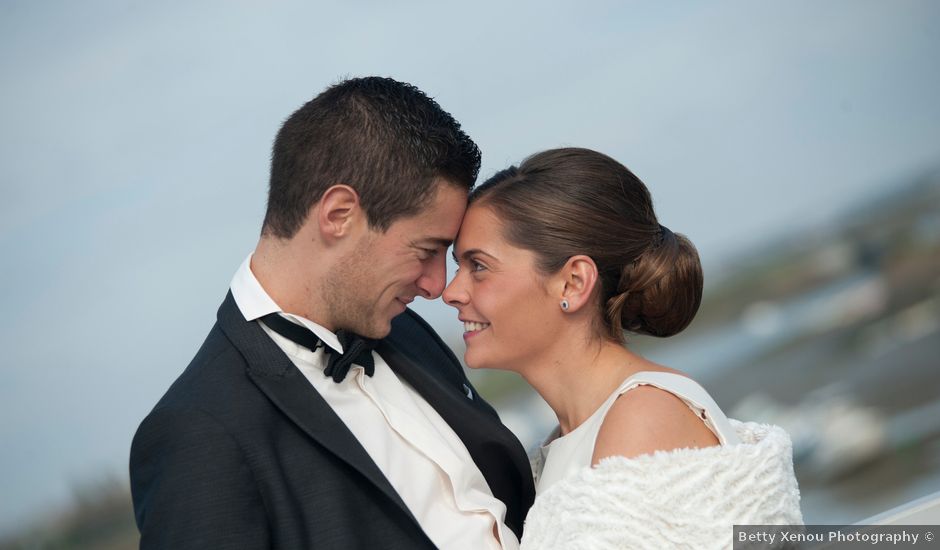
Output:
top-left (215, 292), bottom-right (416, 523)
top-left (379, 338), bottom-right (493, 430)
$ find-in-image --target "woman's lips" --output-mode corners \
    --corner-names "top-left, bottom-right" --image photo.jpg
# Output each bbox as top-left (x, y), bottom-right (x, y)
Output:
top-left (462, 320), bottom-right (490, 339)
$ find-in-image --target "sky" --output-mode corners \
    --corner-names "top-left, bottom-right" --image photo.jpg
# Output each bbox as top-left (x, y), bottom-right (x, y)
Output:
top-left (1, 0), bottom-right (939, 535)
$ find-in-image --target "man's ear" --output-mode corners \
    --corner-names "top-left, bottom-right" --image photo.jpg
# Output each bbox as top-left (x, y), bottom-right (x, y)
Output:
top-left (558, 255), bottom-right (599, 313)
top-left (316, 185), bottom-right (363, 241)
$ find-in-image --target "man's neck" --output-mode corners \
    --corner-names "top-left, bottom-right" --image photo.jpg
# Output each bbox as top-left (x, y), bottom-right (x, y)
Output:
top-left (251, 235), bottom-right (333, 329)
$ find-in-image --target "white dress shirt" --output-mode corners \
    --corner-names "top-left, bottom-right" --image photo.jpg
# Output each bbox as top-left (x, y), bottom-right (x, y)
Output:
top-left (230, 254), bottom-right (518, 550)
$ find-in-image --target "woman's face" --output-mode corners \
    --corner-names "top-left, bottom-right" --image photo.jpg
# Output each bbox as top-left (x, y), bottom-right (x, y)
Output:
top-left (443, 204), bottom-right (559, 371)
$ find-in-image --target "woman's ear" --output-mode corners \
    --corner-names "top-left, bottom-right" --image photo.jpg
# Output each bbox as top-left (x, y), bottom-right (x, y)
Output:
top-left (558, 254), bottom-right (598, 313)
top-left (316, 184), bottom-right (363, 242)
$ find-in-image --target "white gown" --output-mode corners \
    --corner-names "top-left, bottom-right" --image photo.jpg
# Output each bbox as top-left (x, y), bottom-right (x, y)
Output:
top-left (523, 371), bottom-right (803, 550)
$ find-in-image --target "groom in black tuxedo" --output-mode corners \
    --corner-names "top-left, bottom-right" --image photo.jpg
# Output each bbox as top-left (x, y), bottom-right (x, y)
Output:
top-left (130, 77), bottom-right (534, 549)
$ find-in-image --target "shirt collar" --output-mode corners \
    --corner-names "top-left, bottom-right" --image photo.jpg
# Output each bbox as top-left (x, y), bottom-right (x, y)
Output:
top-left (230, 253), bottom-right (344, 353)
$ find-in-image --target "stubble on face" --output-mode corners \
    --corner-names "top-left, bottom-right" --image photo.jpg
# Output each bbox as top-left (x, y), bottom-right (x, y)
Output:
top-left (320, 181), bottom-right (467, 339)
top-left (320, 232), bottom-right (389, 339)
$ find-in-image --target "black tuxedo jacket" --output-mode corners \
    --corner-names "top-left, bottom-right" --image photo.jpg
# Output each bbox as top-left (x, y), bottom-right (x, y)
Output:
top-left (130, 292), bottom-right (534, 549)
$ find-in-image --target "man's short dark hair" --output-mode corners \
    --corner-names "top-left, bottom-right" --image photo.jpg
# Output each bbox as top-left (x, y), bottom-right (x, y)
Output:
top-left (262, 76), bottom-right (482, 237)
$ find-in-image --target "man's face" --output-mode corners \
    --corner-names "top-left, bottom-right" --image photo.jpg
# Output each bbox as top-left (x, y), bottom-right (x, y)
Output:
top-left (323, 182), bottom-right (467, 339)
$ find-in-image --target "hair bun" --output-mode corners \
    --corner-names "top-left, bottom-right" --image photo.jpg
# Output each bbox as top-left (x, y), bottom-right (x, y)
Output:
top-left (606, 226), bottom-right (703, 338)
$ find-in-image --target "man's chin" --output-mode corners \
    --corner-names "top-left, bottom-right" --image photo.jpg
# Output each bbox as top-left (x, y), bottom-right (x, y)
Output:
top-left (366, 327), bottom-right (391, 340)
top-left (350, 301), bottom-right (409, 339)
top-left (359, 317), bottom-right (393, 340)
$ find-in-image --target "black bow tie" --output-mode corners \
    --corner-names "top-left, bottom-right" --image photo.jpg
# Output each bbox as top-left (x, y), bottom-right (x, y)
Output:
top-left (260, 313), bottom-right (379, 383)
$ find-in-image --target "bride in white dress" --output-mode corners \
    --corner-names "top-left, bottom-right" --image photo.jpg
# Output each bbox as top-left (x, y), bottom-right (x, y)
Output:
top-left (443, 148), bottom-right (802, 549)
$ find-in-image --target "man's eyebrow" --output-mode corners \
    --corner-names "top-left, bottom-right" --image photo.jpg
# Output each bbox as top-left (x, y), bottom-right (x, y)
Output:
top-left (418, 237), bottom-right (454, 248)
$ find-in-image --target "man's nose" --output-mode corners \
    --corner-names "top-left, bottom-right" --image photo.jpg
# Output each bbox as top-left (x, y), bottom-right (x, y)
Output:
top-left (417, 256), bottom-right (447, 299)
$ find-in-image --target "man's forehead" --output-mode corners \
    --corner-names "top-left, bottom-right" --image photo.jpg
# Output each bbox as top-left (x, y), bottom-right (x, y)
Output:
top-left (425, 191), bottom-right (467, 227)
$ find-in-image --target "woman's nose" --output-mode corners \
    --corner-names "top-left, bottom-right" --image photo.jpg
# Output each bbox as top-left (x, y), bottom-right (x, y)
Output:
top-left (443, 272), bottom-right (468, 308)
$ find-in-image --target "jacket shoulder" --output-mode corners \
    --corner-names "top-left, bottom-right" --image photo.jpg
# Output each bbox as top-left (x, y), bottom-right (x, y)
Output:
top-left (140, 323), bottom-right (257, 425)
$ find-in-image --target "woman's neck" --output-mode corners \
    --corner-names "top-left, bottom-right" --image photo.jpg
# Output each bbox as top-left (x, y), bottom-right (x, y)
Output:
top-left (520, 333), bottom-right (653, 435)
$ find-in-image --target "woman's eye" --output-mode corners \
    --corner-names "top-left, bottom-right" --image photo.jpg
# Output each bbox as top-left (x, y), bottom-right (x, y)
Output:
top-left (470, 260), bottom-right (486, 272)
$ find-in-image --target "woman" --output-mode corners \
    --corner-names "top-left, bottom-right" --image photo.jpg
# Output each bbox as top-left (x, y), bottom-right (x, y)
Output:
top-left (443, 148), bottom-right (802, 549)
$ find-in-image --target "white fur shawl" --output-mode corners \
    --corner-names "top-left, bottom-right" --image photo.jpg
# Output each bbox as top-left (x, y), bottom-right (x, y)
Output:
top-left (521, 420), bottom-right (803, 550)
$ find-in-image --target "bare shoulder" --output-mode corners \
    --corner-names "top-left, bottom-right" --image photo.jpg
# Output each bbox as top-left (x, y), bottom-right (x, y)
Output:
top-left (591, 383), bottom-right (720, 465)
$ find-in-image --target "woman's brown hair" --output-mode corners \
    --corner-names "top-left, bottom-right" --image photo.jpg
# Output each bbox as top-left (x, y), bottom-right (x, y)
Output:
top-left (470, 147), bottom-right (703, 341)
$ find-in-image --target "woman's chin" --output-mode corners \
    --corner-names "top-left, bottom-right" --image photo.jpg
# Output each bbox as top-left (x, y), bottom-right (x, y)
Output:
top-left (464, 357), bottom-right (485, 369)
top-left (463, 352), bottom-right (490, 370)
top-left (464, 354), bottom-right (513, 372)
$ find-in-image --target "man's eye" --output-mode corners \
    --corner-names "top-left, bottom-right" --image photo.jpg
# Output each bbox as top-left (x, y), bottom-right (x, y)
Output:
top-left (419, 248), bottom-right (439, 260)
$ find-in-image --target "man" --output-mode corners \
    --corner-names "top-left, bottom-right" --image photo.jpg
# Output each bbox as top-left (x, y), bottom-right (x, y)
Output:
top-left (130, 77), bottom-right (534, 549)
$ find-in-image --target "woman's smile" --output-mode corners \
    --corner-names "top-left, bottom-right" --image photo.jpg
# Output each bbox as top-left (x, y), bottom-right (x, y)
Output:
top-left (461, 320), bottom-right (491, 338)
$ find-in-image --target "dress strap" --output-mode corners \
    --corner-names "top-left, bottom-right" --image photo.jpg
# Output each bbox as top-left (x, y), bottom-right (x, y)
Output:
top-left (616, 371), bottom-right (740, 445)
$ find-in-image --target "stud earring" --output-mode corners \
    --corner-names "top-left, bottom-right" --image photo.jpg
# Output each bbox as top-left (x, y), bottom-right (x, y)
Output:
top-left (560, 299), bottom-right (570, 311)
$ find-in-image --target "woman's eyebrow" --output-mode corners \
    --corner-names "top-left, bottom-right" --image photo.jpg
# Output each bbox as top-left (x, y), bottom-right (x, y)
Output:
top-left (452, 248), bottom-right (498, 263)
